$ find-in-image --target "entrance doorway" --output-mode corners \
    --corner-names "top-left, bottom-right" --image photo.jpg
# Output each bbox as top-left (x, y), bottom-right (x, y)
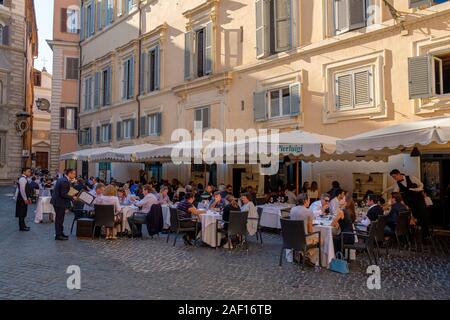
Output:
top-left (422, 155), bottom-right (450, 228)
top-left (35, 152), bottom-right (48, 169)
top-left (232, 168), bottom-right (246, 198)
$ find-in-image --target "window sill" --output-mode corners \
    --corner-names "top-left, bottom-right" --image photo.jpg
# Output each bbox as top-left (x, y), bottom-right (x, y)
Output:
top-left (323, 104), bottom-right (386, 124)
top-left (418, 95), bottom-right (450, 114)
top-left (257, 115), bottom-right (300, 129)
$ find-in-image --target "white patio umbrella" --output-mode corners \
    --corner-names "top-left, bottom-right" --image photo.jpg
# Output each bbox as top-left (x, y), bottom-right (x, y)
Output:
top-left (135, 139), bottom-right (213, 162)
top-left (59, 147), bottom-right (114, 161)
top-left (90, 144), bottom-right (160, 162)
top-left (336, 116), bottom-right (450, 154)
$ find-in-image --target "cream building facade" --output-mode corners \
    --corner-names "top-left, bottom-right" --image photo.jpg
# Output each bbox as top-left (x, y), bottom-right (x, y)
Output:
top-left (32, 68), bottom-right (52, 170)
top-left (0, 0), bottom-right (37, 185)
top-left (77, 0), bottom-right (450, 221)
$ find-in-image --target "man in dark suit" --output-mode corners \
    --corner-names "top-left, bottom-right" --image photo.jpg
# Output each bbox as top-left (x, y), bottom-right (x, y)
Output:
top-left (16, 168), bottom-right (33, 231)
top-left (366, 194), bottom-right (384, 222)
top-left (51, 168), bottom-right (77, 240)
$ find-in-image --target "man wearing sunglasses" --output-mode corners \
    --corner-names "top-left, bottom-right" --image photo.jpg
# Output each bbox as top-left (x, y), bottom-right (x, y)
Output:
top-left (309, 193), bottom-right (331, 218)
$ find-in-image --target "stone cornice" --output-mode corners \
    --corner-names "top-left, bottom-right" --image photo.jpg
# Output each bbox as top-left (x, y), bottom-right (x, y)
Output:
top-left (183, 0), bottom-right (220, 30)
top-left (172, 72), bottom-right (232, 100)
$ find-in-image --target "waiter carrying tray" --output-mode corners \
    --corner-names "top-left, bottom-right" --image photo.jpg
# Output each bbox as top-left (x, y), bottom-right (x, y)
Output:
top-left (51, 168), bottom-right (78, 241)
top-left (16, 168), bottom-right (33, 231)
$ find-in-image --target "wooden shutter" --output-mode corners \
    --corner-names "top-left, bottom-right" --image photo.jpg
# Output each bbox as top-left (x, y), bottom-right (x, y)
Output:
top-left (274, 0), bottom-right (292, 52)
top-left (255, 0), bottom-right (269, 58)
top-left (122, 61), bottom-right (128, 99)
top-left (156, 112), bottom-right (162, 136)
top-left (96, 126), bottom-right (100, 143)
top-left (2, 25), bottom-right (9, 46)
top-left (204, 22), bottom-right (213, 75)
top-left (336, 73), bottom-right (353, 109)
top-left (354, 70), bottom-right (371, 106)
top-left (408, 55), bottom-right (432, 99)
top-left (140, 51), bottom-right (146, 94)
top-left (106, 66), bottom-right (112, 105)
top-left (334, 0), bottom-right (349, 35)
top-left (97, 0), bottom-right (103, 31)
top-left (289, 82), bottom-right (301, 115)
top-left (253, 91), bottom-right (267, 121)
top-left (409, 0), bottom-right (430, 9)
top-left (130, 118), bottom-right (136, 138)
top-left (140, 116), bottom-right (148, 136)
top-left (61, 8), bottom-right (68, 33)
top-left (74, 108), bottom-right (78, 130)
top-left (129, 56), bottom-right (135, 98)
top-left (116, 121), bottom-right (122, 140)
top-left (60, 108), bottom-right (66, 129)
top-left (90, 4), bottom-right (95, 36)
top-left (154, 45), bottom-right (160, 90)
top-left (78, 129), bottom-right (82, 146)
top-left (88, 128), bottom-right (93, 144)
top-left (349, 0), bottom-right (366, 31)
top-left (184, 31), bottom-right (193, 80)
top-left (94, 72), bottom-right (100, 108)
top-left (108, 124), bottom-right (112, 141)
top-left (203, 108), bottom-right (210, 128)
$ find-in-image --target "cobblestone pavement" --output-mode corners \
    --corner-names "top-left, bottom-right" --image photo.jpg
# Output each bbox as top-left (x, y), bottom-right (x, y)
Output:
top-left (0, 186), bottom-right (449, 300)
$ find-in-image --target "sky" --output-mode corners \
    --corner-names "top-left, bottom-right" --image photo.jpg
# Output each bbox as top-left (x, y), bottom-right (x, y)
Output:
top-left (34, 0), bottom-right (54, 74)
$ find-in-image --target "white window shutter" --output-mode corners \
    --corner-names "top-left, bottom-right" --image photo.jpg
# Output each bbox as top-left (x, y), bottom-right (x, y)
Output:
top-left (80, 5), bottom-right (85, 40)
top-left (94, 72), bottom-right (100, 108)
top-left (255, 0), bottom-right (270, 58)
top-left (204, 22), bottom-right (213, 75)
top-left (289, 82), bottom-right (301, 115)
top-left (140, 52), bottom-right (146, 94)
top-left (349, 0), bottom-right (366, 31)
top-left (408, 55), bottom-right (432, 99)
top-left (106, 66), bottom-right (112, 105)
top-left (354, 70), bottom-right (371, 106)
top-left (253, 91), bottom-right (268, 121)
top-left (184, 31), bottom-right (193, 80)
top-left (409, 0), bottom-right (431, 9)
top-left (336, 73), bottom-right (353, 109)
top-left (274, 0), bottom-right (292, 52)
top-left (129, 56), bottom-right (135, 98)
top-left (334, 0), bottom-right (349, 35)
top-left (122, 61), bottom-right (128, 99)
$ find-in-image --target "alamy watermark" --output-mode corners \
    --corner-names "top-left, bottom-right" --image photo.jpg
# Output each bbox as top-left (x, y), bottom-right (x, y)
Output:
top-left (66, 265), bottom-right (81, 290)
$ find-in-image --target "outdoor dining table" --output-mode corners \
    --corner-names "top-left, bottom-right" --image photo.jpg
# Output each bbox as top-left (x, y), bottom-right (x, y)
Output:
top-left (198, 210), bottom-right (222, 248)
top-left (34, 196), bottom-right (55, 223)
top-left (257, 203), bottom-right (294, 229)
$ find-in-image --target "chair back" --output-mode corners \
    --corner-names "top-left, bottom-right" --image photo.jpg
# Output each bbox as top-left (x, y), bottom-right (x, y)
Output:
top-left (280, 218), bottom-right (307, 251)
top-left (73, 200), bottom-right (85, 211)
top-left (94, 204), bottom-right (115, 228)
top-left (281, 208), bottom-right (291, 218)
top-left (396, 211), bottom-right (410, 236)
top-left (375, 215), bottom-right (387, 242)
top-left (228, 211), bottom-right (248, 236)
top-left (366, 221), bottom-right (377, 250)
top-left (169, 207), bottom-right (178, 231)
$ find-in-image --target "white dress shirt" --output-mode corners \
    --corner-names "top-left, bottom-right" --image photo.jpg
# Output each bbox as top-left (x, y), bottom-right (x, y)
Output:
top-left (387, 175), bottom-right (424, 193)
top-left (95, 196), bottom-right (121, 214)
top-left (18, 175), bottom-right (29, 201)
top-left (309, 200), bottom-right (324, 218)
top-left (284, 190), bottom-right (297, 204)
top-left (134, 193), bottom-right (158, 213)
top-left (329, 197), bottom-right (341, 215)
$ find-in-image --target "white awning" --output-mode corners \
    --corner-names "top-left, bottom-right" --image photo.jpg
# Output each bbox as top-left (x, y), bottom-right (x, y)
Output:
top-left (337, 117), bottom-right (450, 154)
top-left (135, 140), bottom-right (208, 162)
top-left (60, 147), bottom-right (114, 161)
top-left (90, 144), bottom-right (160, 162)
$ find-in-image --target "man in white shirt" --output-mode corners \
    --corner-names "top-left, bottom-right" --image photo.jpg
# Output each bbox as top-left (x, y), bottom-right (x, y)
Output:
top-left (16, 168), bottom-right (33, 231)
top-left (309, 193), bottom-right (331, 218)
top-left (329, 189), bottom-right (346, 215)
top-left (85, 183), bottom-right (105, 212)
top-left (284, 185), bottom-right (297, 205)
top-left (128, 185), bottom-right (159, 236)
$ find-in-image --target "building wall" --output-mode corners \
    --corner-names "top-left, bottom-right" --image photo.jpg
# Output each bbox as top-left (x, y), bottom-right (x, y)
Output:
top-left (77, 0), bottom-right (450, 190)
top-left (48, 0), bottom-right (80, 174)
top-left (0, 0), bottom-right (37, 184)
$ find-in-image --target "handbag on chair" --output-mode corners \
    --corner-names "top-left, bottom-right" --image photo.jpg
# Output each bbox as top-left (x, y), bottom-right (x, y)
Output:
top-left (329, 252), bottom-right (349, 274)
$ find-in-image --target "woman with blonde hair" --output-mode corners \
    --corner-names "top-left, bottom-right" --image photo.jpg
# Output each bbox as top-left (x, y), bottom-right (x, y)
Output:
top-left (96, 184), bottom-right (122, 240)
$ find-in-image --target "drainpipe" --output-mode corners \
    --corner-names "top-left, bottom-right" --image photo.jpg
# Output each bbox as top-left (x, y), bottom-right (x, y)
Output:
top-left (136, 1), bottom-right (143, 138)
top-left (23, 17), bottom-right (32, 168)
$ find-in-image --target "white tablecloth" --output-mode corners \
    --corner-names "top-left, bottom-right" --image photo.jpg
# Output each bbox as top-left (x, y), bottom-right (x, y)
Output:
top-left (257, 204), bottom-right (293, 229)
top-left (199, 211), bottom-right (222, 247)
top-left (34, 197), bottom-right (55, 223)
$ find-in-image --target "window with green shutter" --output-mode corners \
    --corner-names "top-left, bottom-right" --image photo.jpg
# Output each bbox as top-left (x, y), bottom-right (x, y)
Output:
top-left (333, 0), bottom-right (367, 35)
top-left (334, 66), bottom-right (374, 110)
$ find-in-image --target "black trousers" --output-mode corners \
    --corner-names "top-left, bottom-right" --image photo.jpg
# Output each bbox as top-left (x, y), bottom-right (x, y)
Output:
top-left (16, 200), bottom-right (28, 229)
top-left (54, 206), bottom-right (66, 237)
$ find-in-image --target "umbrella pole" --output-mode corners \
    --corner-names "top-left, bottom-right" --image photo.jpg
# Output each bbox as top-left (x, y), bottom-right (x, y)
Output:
top-left (295, 158), bottom-right (299, 195)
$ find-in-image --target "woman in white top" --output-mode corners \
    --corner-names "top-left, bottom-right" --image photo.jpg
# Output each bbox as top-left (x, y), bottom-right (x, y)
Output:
top-left (307, 181), bottom-right (319, 202)
top-left (240, 193), bottom-right (258, 236)
top-left (284, 185), bottom-right (297, 205)
top-left (158, 186), bottom-right (171, 205)
top-left (94, 185), bottom-right (122, 240)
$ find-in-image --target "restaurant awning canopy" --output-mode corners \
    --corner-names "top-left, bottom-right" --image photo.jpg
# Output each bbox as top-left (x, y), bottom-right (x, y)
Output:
top-left (89, 144), bottom-right (160, 162)
top-left (336, 117), bottom-right (450, 155)
top-left (59, 147), bottom-right (114, 161)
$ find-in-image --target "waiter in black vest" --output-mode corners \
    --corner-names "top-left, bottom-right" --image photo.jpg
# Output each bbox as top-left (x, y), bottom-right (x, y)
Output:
top-left (389, 169), bottom-right (429, 239)
top-left (51, 168), bottom-right (77, 240)
top-left (16, 167), bottom-right (33, 231)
